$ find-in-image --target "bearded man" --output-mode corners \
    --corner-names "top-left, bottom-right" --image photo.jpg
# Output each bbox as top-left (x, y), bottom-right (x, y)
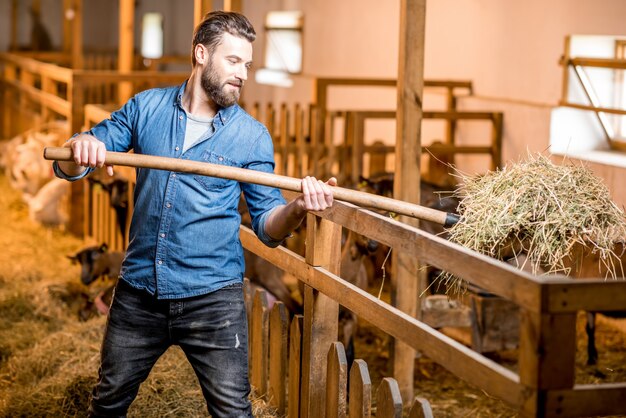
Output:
top-left (55, 11), bottom-right (335, 417)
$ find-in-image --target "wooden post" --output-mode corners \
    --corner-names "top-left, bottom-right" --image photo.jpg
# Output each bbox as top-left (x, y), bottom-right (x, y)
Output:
top-left (223, 0), bottom-right (242, 12)
top-left (193, 0), bottom-right (212, 27)
top-left (118, 0), bottom-right (135, 103)
top-left (518, 310), bottom-right (577, 416)
top-left (68, 0), bottom-right (83, 69)
top-left (491, 112), bottom-right (503, 170)
top-left (376, 378), bottom-right (403, 418)
top-left (300, 213), bottom-right (341, 418)
top-left (348, 360), bottom-right (372, 418)
top-left (269, 302), bottom-right (289, 414)
top-left (288, 315), bottom-right (304, 418)
top-left (10, 0), bottom-right (18, 51)
top-left (2, 65), bottom-right (17, 138)
top-left (68, 75), bottom-right (86, 236)
top-left (391, 0), bottom-right (426, 403)
top-left (561, 35), bottom-right (571, 103)
top-left (250, 289), bottom-right (270, 396)
top-left (325, 342), bottom-right (348, 418)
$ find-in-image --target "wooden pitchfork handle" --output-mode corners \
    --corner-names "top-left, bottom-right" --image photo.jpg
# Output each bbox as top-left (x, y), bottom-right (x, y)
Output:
top-left (43, 146), bottom-right (460, 227)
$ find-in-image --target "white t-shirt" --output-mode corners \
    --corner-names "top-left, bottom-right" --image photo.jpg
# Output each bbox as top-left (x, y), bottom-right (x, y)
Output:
top-left (183, 112), bottom-right (214, 153)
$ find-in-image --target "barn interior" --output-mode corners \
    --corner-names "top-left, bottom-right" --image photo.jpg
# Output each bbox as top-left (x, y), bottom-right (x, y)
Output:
top-left (1, 0), bottom-right (626, 417)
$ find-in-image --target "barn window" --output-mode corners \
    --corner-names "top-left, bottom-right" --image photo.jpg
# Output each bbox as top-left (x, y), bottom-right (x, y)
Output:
top-left (141, 13), bottom-right (164, 60)
top-left (255, 11), bottom-right (303, 87)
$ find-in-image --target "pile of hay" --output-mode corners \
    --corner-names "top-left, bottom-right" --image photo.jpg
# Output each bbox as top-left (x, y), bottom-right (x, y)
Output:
top-left (443, 154), bottom-right (626, 292)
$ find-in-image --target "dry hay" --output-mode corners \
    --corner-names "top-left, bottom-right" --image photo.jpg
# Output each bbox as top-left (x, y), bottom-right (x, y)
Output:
top-left (440, 153), bottom-right (626, 293)
top-left (0, 172), bottom-right (278, 417)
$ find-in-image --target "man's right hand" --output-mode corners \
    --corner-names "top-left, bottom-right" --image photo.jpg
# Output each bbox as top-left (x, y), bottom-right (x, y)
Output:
top-left (58, 134), bottom-right (114, 177)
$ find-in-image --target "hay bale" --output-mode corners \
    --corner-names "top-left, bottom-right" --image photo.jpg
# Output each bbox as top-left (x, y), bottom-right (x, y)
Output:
top-left (443, 154), bottom-right (626, 292)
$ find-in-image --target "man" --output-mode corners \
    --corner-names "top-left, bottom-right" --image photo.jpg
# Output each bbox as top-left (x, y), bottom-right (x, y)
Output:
top-left (54, 11), bottom-right (335, 417)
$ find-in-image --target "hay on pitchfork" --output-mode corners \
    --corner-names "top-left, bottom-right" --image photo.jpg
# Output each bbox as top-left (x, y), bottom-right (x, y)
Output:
top-left (438, 153), bottom-right (626, 294)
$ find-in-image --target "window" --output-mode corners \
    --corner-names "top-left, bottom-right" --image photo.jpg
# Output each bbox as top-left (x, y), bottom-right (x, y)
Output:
top-left (255, 11), bottom-right (303, 87)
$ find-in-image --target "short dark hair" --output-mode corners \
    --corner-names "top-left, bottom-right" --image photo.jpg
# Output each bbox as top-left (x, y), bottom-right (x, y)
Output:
top-left (191, 11), bottom-right (256, 66)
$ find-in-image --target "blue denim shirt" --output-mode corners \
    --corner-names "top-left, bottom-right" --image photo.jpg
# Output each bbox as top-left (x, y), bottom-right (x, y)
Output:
top-left (54, 82), bottom-right (286, 298)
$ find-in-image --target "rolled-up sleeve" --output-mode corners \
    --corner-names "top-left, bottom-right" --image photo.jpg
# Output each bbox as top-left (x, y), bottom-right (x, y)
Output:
top-left (241, 129), bottom-right (287, 248)
top-left (53, 97), bottom-right (137, 182)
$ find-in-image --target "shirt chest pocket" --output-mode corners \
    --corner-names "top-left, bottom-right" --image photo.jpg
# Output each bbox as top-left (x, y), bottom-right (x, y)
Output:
top-left (194, 151), bottom-right (241, 191)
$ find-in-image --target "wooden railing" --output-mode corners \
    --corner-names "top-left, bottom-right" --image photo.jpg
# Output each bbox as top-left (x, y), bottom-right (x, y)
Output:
top-left (77, 115), bottom-right (626, 417)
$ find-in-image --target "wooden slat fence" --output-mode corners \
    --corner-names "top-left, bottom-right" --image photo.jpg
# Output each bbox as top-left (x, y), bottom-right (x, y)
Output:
top-left (5, 53), bottom-right (626, 417)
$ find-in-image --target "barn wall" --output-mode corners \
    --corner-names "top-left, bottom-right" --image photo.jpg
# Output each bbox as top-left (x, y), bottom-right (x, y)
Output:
top-left (1, 0), bottom-right (625, 201)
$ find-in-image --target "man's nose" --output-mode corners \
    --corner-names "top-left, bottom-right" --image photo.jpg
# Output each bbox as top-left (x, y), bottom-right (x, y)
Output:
top-left (236, 64), bottom-right (248, 81)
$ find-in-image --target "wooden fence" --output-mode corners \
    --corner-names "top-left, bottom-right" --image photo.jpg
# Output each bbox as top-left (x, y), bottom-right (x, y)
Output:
top-left (5, 52), bottom-right (626, 416)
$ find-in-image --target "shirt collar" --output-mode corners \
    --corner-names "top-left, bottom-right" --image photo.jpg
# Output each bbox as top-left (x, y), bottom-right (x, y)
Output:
top-left (175, 80), bottom-right (238, 125)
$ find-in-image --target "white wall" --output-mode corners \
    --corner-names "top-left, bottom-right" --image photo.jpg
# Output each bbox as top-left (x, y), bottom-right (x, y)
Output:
top-left (2, 0), bottom-right (625, 174)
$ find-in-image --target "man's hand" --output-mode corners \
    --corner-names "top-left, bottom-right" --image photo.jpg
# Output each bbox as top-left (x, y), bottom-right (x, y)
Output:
top-left (298, 176), bottom-right (336, 212)
top-left (59, 134), bottom-right (114, 176)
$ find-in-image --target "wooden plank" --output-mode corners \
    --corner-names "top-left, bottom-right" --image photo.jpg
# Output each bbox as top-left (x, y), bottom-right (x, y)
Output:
top-left (376, 378), bottom-right (403, 418)
top-left (544, 383), bottom-right (626, 417)
top-left (325, 342), bottom-right (348, 418)
top-left (250, 289), bottom-right (269, 396)
top-left (567, 56), bottom-right (626, 70)
top-left (288, 315), bottom-right (304, 418)
top-left (490, 112), bottom-right (503, 170)
top-left (544, 278), bottom-right (626, 313)
top-left (268, 302), bottom-right (288, 414)
top-left (71, 0), bottom-right (83, 69)
top-left (193, 0), bottom-right (212, 27)
top-left (240, 227), bottom-right (524, 408)
top-left (558, 100), bottom-right (626, 116)
top-left (118, 0), bottom-right (135, 102)
top-left (223, 0), bottom-right (242, 12)
top-left (3, 78), bottom-right (71, 117)
top-left (408, 397), bottom-right (434, 418)
top-left (295, 104), bottom-right (305, 178)
top-left (561, 36), bottom-right (571, 105)
top-left (348, 359), bottom-right (371, 418)
top-left (519, 310), bottom-right (577, 416)
top-left (300, 214), bottom-right (341, 418)
top-left (10, 0), bottom-right (18, 50)
top-left (392, 0), bottom-right (426, 401)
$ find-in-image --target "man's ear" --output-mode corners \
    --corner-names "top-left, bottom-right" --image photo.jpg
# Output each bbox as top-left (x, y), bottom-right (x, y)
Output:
top-left (195, 44), bottom-right (208, 65)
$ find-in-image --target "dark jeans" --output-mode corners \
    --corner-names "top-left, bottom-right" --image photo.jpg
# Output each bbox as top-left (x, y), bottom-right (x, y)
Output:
top-left (89, 280), bottom-right (252, 418)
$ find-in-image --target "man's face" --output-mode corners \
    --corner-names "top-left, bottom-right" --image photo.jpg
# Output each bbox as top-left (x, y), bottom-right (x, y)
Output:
top-left (200, 32), bottom-right (252, 108)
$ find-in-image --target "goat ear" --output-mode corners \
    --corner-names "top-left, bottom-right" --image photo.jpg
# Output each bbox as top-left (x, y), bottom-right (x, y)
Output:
top-left (67, 255), bottom-right (77, 263)
top-left (99, 243), bottom-right (109, 252)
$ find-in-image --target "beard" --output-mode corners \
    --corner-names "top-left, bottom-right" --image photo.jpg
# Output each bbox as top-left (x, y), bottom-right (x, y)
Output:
top-left (200, 60), bottom-right (242, 108)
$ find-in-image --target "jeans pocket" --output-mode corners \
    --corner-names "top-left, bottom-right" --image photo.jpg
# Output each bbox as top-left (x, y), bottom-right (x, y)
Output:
top-left (194, 151), bottom-right (239, 191)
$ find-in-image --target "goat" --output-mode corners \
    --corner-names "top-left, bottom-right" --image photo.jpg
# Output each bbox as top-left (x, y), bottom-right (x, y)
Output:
top-left (67, 243), bottom-right (123, 319)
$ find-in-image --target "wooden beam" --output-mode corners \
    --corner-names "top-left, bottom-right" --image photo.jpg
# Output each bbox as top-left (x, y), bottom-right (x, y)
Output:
top-left (391, 0), bottom-right (426, 403)
top-left (118, 0), bottom-right (135, 102)
top-left (193, 0), bottom-right (212, 27)
top-left (300, 214), bottom-right (342, 418)
top-left (223, 0), bottom-right (243, 12)
top-left (70, 0), bottom-right (83, 69)
top-left (545, 383), bottom-right (626, 417)
top-left (519, 311), bottom-right (577, 416)
top-left (10, 0), bottom-right (18, 51)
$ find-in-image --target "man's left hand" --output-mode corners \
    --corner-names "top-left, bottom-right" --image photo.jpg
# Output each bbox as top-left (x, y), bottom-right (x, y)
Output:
top-left (300, 176), bottom-right (336, 211)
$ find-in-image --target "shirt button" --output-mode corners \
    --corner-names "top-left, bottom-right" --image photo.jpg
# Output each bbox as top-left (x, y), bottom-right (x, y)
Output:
top-left (158, 260), bottom-right (163, 265)
top-left (172, 174), bottom-right (176, 178)
top-left (179, 115), bottom-right (183, 120)
top-left (218, 157), bottom-right (224, 161)
top-left (175, 146), bottom-right (180, 151)
top-left (166, 203), bottom-right (171, 208)
top-left (160, 233), bottom-right (165, 238)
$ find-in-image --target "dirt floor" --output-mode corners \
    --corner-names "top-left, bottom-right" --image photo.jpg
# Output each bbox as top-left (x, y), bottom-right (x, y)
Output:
top-left (1, 171), bottom-right (626, 417)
